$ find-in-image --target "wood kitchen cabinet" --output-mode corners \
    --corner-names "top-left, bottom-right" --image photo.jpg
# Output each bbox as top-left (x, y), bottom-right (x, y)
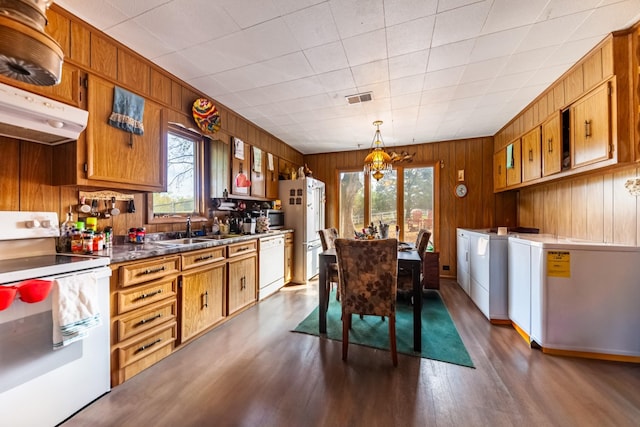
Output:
top-left (227, 241), bottom-right (257, 315)
top-left (85, 75), bottom-right (166, 191)
top-left (231, 138), bottom-right (252, 197)
top-left (266, 153), bottom-right (279, 199)
top-left (284, 231), bottom-right (294, 284)
top-left (180, 247), bottom-right (227, 343)
top-left (493, 149), bottom-right (507, 191)
top-left (250, 146), bottom-right (266, 198)
top-left (110, 256), bottom-right (180, 386)
top-left (521, 127), bottom-right (541, 182)
top-left (506, 139), bottom-right (522, 187)
top-left (541, 111), bottom-right (563, 176)
top-left (571, 80), bottom-right (613, 168)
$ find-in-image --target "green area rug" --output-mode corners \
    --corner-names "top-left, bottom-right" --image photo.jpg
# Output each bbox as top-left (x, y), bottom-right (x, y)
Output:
top-left (293, 291), bottom-right (474, 368)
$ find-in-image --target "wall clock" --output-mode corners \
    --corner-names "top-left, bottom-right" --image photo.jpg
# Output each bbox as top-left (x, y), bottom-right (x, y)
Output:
top-left (455, 183), bottom-right (468, 198)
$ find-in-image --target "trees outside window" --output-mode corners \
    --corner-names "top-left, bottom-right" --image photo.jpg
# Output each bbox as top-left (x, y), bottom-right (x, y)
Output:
top-left (151, 126), bottom-right (205, 219)
top-left (338, 166), bottom-right (435, 244)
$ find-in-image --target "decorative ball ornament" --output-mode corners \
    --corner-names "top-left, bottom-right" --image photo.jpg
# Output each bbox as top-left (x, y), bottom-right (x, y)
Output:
top-left (192, 98), bottom-right (221, 134)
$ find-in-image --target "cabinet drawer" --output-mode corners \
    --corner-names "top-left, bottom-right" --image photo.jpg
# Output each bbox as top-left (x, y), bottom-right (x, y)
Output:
top-left (182, 247), bottom-right (225, 270)
top-left (228, 240), bottom-right (257, 257)
top-left (118, 321), bottom-right (176, 369)
top-left (116, 277), bottom-right (177, 314)
top-left (119, 256), bottom-right (180, 288)
top-left (116, 298), bottom-right (177, 342)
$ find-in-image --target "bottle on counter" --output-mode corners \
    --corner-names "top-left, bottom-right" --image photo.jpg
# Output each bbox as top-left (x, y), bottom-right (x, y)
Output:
top-left (56, 210), bottom-right (74, 252)
top-left (83, 230), bottom-right (94, 254)
top-left (103, 226), bottom-right (112, 248)
top-left (71, 227), bottom-right (84, 254)
top-left (128, 228), bottom-right (137, 243)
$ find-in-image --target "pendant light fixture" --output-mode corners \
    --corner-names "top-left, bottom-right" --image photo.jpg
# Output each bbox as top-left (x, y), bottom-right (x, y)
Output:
top-left (363, 120), bottom-right (392, 181)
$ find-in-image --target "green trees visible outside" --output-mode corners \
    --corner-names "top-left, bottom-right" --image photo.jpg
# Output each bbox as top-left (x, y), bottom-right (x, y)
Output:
top-left (153, 132), bottom-right (195, 214)
top-left (339, 166), bottom-right (434, 242)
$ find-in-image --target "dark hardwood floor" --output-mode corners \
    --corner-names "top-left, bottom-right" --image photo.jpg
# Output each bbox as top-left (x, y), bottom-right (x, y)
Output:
top-left (63, 279), bottom-right (640, 427)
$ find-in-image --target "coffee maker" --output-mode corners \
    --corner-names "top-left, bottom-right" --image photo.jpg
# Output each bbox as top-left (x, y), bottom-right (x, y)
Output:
top-left (242, 216), bottom-right (256, 234)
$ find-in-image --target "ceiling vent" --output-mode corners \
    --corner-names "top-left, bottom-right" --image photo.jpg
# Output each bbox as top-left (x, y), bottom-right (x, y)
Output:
top-left (0, 0), bottom-right (63, 86)
top-left (346, 92), bottom-right (373, 105)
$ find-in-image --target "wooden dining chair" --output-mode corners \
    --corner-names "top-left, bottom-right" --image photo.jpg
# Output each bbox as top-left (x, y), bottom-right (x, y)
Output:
top-left (398, 229), bottom-right (432, 296)
top-left (318, 228), bottom-right (340, 300)
top-left (334, 238), bottom-right (398, 366)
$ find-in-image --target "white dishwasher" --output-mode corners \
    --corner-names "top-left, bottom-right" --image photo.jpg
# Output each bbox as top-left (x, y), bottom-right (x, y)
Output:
top-left (259, 235), bottom-right (285, 300)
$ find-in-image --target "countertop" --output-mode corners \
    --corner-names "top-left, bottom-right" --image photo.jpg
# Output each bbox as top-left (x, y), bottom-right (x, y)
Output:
top-left (92, 229), bottom-right (293, 264)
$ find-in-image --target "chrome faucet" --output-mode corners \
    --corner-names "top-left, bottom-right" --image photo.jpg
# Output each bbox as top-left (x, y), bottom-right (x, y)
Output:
top-left (185, 216), bottom-right (191, 238)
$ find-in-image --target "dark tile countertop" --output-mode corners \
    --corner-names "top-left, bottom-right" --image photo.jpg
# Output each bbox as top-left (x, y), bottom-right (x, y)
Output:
top-left (93, 229), bottom-right (293, 264)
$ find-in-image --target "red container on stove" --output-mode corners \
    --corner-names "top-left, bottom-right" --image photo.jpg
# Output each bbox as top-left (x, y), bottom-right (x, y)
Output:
top-left (18, 279), bottom-right (53, 303)
top-left (0, 286), bottom-right (18, 310)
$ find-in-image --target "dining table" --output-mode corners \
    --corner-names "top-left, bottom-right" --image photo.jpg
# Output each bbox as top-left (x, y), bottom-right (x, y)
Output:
top-left (318, 245), bottom-right (423, 352)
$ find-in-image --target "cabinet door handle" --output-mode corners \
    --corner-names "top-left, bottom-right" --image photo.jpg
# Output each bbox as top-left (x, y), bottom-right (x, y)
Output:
top-left (135, 338), bottom-right (161, 354)
top-left (136, 313), bottom-right (161, 326)
top-left (203, 290), bottom-right (208, 308)
top-left (237, 246), bottom-right (250, 252)
top-left (241, 276), bottom-right (246, 290)
top-left (584, 120), bottom-right (592, 138)
top-left (137, 289), bottom-right (162, 300)
top-left (195, 255), bottom-right (213, 262)
top-left (141, 266), bottom-right (166, 275)
top-left (547, 138), bottom-right (553, 152)
top-left (528, 149), bottom-right (533, 162)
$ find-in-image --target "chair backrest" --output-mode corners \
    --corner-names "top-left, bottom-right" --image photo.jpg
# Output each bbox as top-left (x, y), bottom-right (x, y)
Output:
top-left (334, 238), bottom-right (398, 317)
top-left (318, 227), bottom-right (339, 251)
top-left (416, 229), bottom-right (432, 260)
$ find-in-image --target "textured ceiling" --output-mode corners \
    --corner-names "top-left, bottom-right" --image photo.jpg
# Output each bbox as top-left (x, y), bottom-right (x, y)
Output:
top-left (55, 0), bottom-right (640, 154)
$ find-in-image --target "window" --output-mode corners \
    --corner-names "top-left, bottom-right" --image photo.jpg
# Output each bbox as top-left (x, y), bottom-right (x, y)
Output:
top-left (338, 171), bottom-right (364, 238)
top-left (150, 126), bottom-right (205, 221)
top-left (338, 165), bottom-right (436, 244)
top-left (370, 169), bottom-right (397, 235)
top-left (403, 166), bottom-right (434, 244)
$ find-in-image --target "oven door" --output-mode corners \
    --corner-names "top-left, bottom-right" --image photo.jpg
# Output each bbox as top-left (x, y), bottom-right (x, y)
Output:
top-left (0, 266), bottom-right (111, 427)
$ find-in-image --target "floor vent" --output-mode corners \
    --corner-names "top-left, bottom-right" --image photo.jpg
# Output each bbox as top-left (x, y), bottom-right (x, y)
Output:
top-left (346, 92), bottom-right (373, 104)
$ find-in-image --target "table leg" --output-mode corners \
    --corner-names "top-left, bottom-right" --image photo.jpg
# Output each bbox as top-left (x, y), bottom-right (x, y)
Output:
top-left (413, 261), bottom-right (422, 352)
top-left (319, 254), bottom-right (328, 334)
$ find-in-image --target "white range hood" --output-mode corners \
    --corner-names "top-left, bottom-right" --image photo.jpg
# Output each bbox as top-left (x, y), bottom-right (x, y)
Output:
top-left (0, 80), bottom-right (88, 144)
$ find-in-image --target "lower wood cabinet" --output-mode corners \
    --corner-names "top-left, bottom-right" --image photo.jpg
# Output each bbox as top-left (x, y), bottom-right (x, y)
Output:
top-left (180, 261), bottom-right (227, 342)
top-left (110, 239), bottom-right (265, 386)
top-left (110, 256), bottom-right (180, 386)
top-left (284, 231), bottom-right (294, 284)
top-left (228, 246), bottom-right (257, 315)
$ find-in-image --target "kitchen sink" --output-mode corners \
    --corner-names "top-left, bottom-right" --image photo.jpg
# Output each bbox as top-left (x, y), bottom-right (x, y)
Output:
top-left (154, 238), bottom-right (205, 246)
top-left (198, 234), bottom-right (242, 240)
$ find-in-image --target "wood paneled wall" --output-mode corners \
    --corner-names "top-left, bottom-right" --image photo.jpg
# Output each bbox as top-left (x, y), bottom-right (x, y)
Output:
top-left (303, 137), bottom-right (517, 278)
top-left (518, 164), bottom-right (640, 245)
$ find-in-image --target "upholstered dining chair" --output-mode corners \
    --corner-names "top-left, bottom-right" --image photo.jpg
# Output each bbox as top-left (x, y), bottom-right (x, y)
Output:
top-left (398, 229), bottom-right (432, 295)
top-left (318, 228), bottom-right (340, 300)
top-left (334, 238), bottom-right (398, 366)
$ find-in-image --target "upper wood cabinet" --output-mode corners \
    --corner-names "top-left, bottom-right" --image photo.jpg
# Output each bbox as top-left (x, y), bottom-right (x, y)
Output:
top-left (542, 111), bottom-right (563, 176)
top-left (266, 154), bottom-right (279, 199)
top-left (493, 150), bottom-right (507, 191)
top-left (81, 75), bottom-right (166, 191)
top-left (231, 138), bottom-right (252, 197)
top-left (210, 139), bottom-right (230, 199)
top-left (571, 81), bottom-right (612, 168)
top-left (250, 146), bottom-right (266, 198)
top-left (521, 127), bottom-right (542, 182)
top-left (506, 139), bottom-right (522, 187)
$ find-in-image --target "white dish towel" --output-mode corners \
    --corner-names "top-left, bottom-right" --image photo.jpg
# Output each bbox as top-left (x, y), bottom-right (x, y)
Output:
top-left (52, 271), bottom-right (102, 349)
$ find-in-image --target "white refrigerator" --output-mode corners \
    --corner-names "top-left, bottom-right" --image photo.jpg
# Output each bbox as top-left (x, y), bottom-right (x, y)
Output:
top-left (279, 177), bottom-right (325, 284)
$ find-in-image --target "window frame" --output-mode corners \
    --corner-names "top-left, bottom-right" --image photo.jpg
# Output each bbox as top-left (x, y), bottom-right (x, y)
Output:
top-left (146, 125), bottom-right (208, 225)
top-left (336, 162), bottom-right (440, 246)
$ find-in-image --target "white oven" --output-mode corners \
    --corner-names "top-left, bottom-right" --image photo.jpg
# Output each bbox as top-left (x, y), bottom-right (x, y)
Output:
top-left (0, 212), bottom-right (111, 427)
